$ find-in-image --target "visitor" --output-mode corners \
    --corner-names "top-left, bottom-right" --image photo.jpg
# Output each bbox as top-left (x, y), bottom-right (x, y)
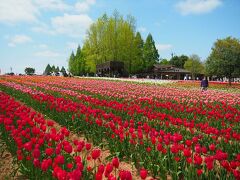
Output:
top-left (201, 77), bottom-right (208, 91)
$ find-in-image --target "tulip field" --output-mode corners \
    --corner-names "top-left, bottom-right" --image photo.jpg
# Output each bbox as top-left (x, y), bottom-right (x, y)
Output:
top-left (0, 76), bottom-right (240, 180)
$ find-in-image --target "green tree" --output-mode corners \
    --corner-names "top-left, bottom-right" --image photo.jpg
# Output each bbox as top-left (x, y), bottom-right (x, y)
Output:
top-left (68, 51), bottom-right (76, 75)
top-left (133, 32), bottom-right (144, 73)
top-left (143, 33), bottom-right (159, 71)
top-left (160, 59), bottom-right (170, 65)
top-left (169, 55), bottom-right (189, 68)
top-left (68, 45), bottom-right (87, 76)
top-left (83, 12), bottom-right (140, 74)
top-left (184, 54), bottom-right (204, 79)
top-left (25, 67), bottom-right (35, 75)
top-left (206, 37), bottom-right (240, 85)
top-left (60, 66), bottom-right (67, 76)
top-left (44, 64), bottom-right (52, 75)
top-left (55, 66), bottom-right (60, 73)
top-left (51, 65), bottom-right (56, 74)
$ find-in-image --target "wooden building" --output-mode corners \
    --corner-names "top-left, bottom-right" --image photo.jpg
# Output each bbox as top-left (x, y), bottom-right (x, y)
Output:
top-left (96, 61), bottom-right (124, 77)
top-left (152, 64), bottom-right (191, 80)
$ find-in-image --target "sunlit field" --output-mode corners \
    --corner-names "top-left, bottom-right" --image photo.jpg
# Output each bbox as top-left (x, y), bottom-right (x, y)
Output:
top-left (0, 75), bottom-right (240, 180)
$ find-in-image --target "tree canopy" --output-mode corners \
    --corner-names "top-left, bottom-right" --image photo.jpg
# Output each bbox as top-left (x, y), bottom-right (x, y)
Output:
top-left (25, 67), bottom-right (35, 75)
top-left (184, 54), bottom-right (204, 79)
top-left (68, 12), bottom-right (159, 75)
top-left (44, 64), bottom-right (52, 75)
top-left (206, 36), bottom-right (240, 84)
top-left (169, 55), bottom-right (189, 68)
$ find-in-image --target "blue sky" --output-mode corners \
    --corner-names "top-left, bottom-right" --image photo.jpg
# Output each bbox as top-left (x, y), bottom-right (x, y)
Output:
top-left (0, 0), bottom-right (240, 74)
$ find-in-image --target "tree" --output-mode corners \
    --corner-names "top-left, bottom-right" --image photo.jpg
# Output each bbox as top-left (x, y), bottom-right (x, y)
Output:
top-left (82, 12), bottom-right (149, 74)
top-left (133, 32), bottom-right (144, 73)
top-left (68, 46), bottom-right (87, 76)
top-left (159, 59), bottom-right (170, 65)
top-left (55, 66), bottom-right (60, 73)
top-left (60, 66), bottom-right (67, 76)
top-left (44, 64), bottom-right (52, 75)
top-left (184, 54), bottom-right (204, 79)
top-left (206, 37), bottom-right (240, 85)
top-left (68, 51), bottom-right (76, 75)
top-left (143, 33), bottom-right (159, 71)
top-left (25, 67), bottom-right (35, 75)
top-left (51, 65), bottom-right (56, 74)
top-left (169, 55), bottom-right (189, 68)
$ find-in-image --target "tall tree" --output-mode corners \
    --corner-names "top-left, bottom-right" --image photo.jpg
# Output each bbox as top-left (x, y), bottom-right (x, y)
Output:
top-left (51, 65), bottom-right (56, 74)
top-left (169, 55), bottom-right (189, 68)
top-left (133, 32), bottom-right (144, 73)
top-left (55, 66), bottom-right (60, 73)
top-left (60, 66), bottom-right (67, 76)
top-left (68, 51), bottom-right (76, 75)
top-left (184, 54), bottom-right (204, 79)
top-left (83, 12), bottom-right (138, 74)
top-left (206, 37), bottom-right (240, 85)
top-left (44, 64), bottom-right (52, 75)
top-left (143, 33), bottom-right (159, 71)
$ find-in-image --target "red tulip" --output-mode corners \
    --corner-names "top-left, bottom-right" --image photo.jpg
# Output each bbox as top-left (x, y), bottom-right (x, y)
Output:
top-left (140, 168), bottom-right (148, 179)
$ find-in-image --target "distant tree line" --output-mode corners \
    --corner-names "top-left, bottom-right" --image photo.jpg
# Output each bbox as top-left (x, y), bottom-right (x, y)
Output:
top-left (67, 11), bottom-right (240, 84)
top-left (44, 64), bottom-right (67, 76)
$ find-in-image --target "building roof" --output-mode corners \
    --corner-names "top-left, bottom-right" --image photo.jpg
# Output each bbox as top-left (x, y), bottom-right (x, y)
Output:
top-left (153, 64), bottom-right (190, 73)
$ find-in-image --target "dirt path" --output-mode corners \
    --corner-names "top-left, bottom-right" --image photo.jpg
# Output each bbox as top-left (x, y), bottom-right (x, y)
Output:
top-left (0, 135), bottom-right (25, 180)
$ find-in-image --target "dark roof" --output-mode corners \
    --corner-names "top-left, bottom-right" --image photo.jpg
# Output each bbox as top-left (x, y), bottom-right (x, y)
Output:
top-left (153, 64), bottom-right (190, 73)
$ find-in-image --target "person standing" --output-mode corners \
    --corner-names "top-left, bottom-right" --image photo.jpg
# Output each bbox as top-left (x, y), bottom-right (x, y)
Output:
top-left (201, 77), bottom-right (209, 91)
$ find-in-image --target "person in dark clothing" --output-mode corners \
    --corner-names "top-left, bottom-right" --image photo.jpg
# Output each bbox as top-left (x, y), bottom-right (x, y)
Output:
top-left (201, 77), bottom-right (208, 91)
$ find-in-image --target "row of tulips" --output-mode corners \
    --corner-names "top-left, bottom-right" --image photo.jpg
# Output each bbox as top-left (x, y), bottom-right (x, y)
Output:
top-left (175, 80), bottom-right (240, 90)
top-left (2, 78), bottom-right (239, 145)
top-left (3, 76), bottom-right (240, 106)
top-left (0, 78), bottom-right (240, 179)
top-left (6, 76), bottom-right (239, 133)
top-left (0, 91), bottom-right (152, 180)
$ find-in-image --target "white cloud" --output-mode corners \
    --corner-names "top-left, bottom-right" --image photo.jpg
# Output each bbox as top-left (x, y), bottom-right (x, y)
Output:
top-left (8, 35), bottom-right (32, 47)
top-left (0, 0), bottom-right (39, 24)
top-left (51, 13), bottom-right (93, 37)
top-left (0, 0), bottom-right (96, 25)
top-left (35, 0), bottom-right (71, 11)
top-left (137, 27), bottom-right (147, 33)
top-left (156, 44), bottom-right (172, 52)
top-left (66, 42), bottom-right (79, 50)
top-left (31, 22), bottom-right (56, 35)
top-left (38, 44), bottom-right (48, 48)
top-left (176, 0), bottom-right (222, 15)
top-left (75, 0), bottom-right (96, 13)
top-left (34, 50), bottom-right (61, 57)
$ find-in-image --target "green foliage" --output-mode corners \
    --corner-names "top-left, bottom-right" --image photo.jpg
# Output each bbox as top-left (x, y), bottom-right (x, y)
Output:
top-left (60, 66), bottom-right (67, 76)
top-left (44, 64), bottom-right (52, 75)
top-left (159, 59), bottom-right (170, 65)
top-left (143, 33), bottom-right (159, 71)
top-left (184, 54), bottom-right (204, 79)
top-left (24, 67), bottom-right (35, 75)
top-left (68, 51), bottom-right (76, 75)
top-left (169, 55), bottom-right (189, 68)
top-left (68, 45), bottom-right (87, 76)
top-left (206, 36), bottom-right (240, 84)
top-left (133, 32), bottom-right (144, 73)
top-left (55, 66), bottom-right (60, 73)
top-left (75, 12), bottom-right (159, 75)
